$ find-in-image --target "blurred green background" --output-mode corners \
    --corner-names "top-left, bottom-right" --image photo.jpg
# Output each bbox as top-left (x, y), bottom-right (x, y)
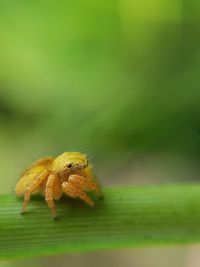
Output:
top-left (1, 0), bottom-right (200, 266)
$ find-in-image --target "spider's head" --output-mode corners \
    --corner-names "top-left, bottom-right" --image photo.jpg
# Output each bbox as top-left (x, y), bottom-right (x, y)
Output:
top-left (65, 152), bottom-right (88, 171)
top-left (52, 152), bottom-right (88, 174)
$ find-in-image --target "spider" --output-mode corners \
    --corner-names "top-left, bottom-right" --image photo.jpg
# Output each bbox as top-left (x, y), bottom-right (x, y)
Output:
top-left (15, 152), bottom-right (102, 218)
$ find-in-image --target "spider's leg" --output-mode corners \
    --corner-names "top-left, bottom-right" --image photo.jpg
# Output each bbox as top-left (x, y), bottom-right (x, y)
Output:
top-left (68, 174), bottom-right (102, 197)
top-left (53, 175), bottom-right (62, 200)
top-left (45, 173), bottom-right (58, 218)
top-left (81, 166), bottom-right (102, 197)
top-left (62, 181), bottom-right (94, 207)
top-left (22, 168), bottom-right (49, 213)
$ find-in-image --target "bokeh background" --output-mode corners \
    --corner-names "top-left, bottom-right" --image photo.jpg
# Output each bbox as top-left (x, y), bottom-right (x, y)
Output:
top-left (1, 0), bottom-right (200, 266)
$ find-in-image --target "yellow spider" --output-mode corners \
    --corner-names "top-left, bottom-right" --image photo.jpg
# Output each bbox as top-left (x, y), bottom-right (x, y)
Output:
top-left (15, 152), bottom-right (102, 218)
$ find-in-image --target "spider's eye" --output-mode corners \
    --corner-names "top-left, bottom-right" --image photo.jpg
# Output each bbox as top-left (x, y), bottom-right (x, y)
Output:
top-left (67, 163), bottom-right (72, 168)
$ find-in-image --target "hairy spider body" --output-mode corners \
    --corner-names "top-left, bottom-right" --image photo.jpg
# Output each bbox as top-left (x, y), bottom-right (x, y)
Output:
top-left (15, 152), bottom-right (102, 218)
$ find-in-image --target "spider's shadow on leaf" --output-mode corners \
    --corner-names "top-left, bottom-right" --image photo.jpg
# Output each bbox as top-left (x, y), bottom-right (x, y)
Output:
top-left (15, 193), bottom-right (105, 220)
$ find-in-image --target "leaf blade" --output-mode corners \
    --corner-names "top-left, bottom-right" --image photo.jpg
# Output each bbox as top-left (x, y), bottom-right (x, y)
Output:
top-left (1, 184), bottom-right (200, 259)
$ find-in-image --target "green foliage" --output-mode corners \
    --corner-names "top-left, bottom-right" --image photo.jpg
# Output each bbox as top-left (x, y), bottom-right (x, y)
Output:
top-left (1, 184), bottom-right (200, 260)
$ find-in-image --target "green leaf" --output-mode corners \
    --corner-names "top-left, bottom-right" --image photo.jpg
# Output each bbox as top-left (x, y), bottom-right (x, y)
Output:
top-left (1, 184), bottom-right (200, 260)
